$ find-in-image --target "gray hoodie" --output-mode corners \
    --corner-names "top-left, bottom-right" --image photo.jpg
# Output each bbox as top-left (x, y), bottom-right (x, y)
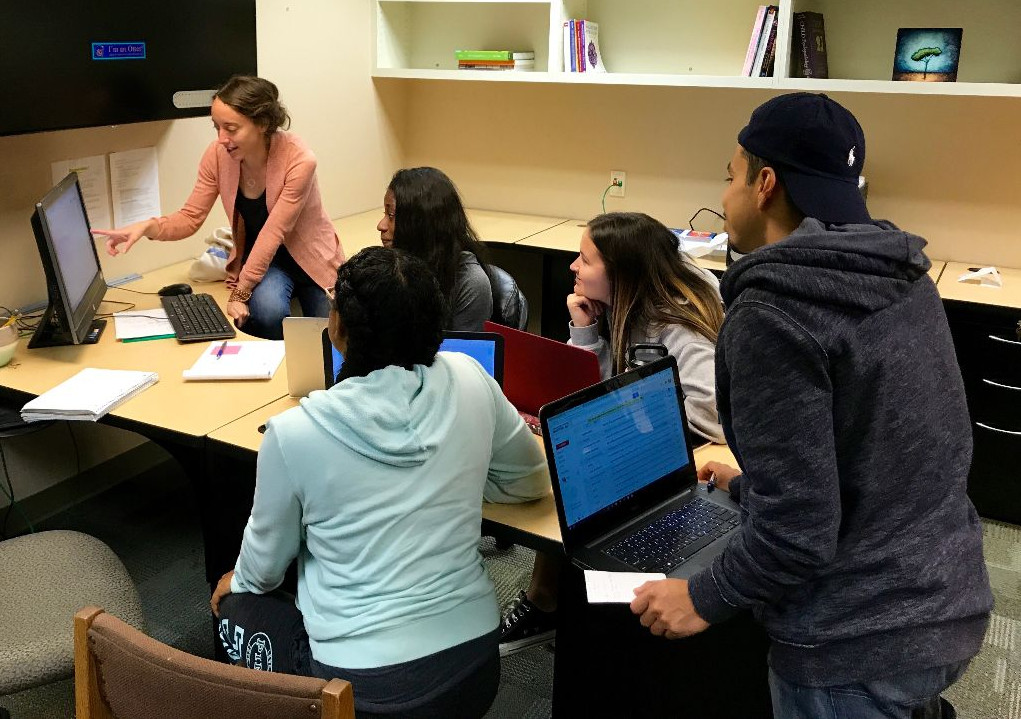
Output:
top-left (687, 218), bottom-right (992, 686)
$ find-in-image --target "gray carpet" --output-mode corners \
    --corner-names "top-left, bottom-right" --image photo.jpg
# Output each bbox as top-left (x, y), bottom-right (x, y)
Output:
top-left (1, 457), bottom-right (1017, 719)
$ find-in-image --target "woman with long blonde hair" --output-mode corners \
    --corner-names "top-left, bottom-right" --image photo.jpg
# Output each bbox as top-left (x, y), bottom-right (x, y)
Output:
top-left (500, 211), bottom-right (726, 656)
top-left (567, 211), bottom-right (725, 442)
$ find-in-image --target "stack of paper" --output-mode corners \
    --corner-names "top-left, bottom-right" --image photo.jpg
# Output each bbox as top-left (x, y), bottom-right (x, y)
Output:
top-left (182, 341), bottom-right (285, 381)
top-left (21, 368), bottom-right (160, 422)
top-left (113, 308), bottom-right (176, 342)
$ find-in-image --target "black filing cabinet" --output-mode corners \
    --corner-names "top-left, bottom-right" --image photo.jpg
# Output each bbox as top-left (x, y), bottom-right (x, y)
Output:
top-left (944, 300), bottom-right (1021, 524)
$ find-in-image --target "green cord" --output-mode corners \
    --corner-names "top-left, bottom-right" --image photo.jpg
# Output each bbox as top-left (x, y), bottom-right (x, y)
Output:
top-left (601, 183), bottom-right (615, 214)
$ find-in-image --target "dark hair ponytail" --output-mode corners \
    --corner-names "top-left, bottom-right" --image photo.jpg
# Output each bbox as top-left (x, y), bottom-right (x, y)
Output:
top-left (331, 246), bottom-right (446, 381)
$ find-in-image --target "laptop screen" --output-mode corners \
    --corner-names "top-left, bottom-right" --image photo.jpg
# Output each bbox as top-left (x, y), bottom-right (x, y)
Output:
top-left (323, 330), bottom-right (504, 387)
top-left (545, 360), bottom-right (691, 528)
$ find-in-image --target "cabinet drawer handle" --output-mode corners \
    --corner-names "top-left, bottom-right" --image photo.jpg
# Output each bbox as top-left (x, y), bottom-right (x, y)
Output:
top-left (982, 379), bottom-right (1021, 392)
top-left (975, 422), bottom-right (1021, 436)
top-left (988, 334), bottom-right (1021, 347)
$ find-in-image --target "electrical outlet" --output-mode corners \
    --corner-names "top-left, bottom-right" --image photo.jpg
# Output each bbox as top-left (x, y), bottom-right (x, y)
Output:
top-left (610, 170), bottom-right (626, 198)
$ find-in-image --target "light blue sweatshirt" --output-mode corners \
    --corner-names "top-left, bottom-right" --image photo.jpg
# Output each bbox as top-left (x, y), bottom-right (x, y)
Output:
top-left (230, 352), bottom-right (549, 668)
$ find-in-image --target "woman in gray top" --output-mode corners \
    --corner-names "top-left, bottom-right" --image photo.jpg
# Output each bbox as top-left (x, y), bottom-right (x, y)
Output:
top-left (377, 167), bottom-right (493, 331)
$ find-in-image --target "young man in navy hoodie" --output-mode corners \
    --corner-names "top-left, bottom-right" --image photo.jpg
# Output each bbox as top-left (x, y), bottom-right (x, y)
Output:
top-left (630, 93), bottom-right (993, 718)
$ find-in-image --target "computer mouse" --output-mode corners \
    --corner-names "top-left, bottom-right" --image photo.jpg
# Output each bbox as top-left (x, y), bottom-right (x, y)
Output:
top-left (157, 283), bottom-right (193, 296)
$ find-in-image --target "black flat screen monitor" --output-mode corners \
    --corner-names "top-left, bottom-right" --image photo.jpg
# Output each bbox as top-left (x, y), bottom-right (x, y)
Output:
top-left (29, 173), bottom-right (108, 348)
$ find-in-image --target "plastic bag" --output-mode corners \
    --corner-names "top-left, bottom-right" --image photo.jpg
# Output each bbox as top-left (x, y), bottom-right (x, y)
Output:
top-left (188, 227), bottom-right (233, 282)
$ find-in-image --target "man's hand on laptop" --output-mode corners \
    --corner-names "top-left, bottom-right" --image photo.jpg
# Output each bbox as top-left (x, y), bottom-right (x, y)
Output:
top-left (698, 461), bottom-right (741, 492)
top-left (630, 579), bottom-right (710, 639)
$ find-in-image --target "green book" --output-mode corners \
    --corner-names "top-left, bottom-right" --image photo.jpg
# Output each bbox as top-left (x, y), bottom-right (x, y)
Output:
top-left (454, 50), bottom-right (533, 61)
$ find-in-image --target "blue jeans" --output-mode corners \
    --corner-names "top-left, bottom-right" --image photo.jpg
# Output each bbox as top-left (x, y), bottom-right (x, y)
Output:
top-left (241, 253), bottom-right (331, 341)
top-left (769, 662), bottom-right (966, 719)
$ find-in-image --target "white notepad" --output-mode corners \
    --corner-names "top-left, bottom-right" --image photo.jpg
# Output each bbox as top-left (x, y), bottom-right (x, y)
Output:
top-left (182, 340), bottom-right (285, 381)
top-left (21, 368), bottom-right (160, 422)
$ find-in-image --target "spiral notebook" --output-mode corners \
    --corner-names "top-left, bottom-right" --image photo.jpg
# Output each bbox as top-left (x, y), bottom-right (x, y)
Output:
top-left (21, 368), bottom-right (160, 422)
top-left (182, 340), bottom-right (285, 381)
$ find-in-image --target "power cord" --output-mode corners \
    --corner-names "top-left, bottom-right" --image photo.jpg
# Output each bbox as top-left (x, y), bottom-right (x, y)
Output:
top-left (108, 285), bottom-right (160, 296)
top-left (600, 177), bottom-right (624, 214)
top-left (688, 207), bottom-right (726, 230)
top-left (0, 438), bottom-right (35, 538)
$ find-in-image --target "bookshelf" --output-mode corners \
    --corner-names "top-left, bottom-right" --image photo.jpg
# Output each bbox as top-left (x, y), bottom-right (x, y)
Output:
top-left (373, 0), bottom-right (1021, 97)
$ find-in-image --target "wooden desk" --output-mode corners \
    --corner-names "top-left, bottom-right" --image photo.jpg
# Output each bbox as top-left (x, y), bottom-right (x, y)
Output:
top-left (208, 396), bottom-right (739, 555)
top-left (937, 261), bottom-right (1021, 310)
top-left (332, 207), bottom-right (567, 259)
top-left (515, 218), bottom-right (729, 274)
top-left (929, 260), bottom-right (946, 283)
top-left (0, 261), bottom-right (289, 440)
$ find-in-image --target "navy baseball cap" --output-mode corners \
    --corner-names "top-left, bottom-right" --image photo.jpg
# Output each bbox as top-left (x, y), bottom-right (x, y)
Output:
top-left (738, 93), bottom-right (870, 225)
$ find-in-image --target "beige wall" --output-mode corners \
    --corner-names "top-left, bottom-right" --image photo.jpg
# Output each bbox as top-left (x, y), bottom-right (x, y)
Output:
top-left (401, 81), bottom-right (1021, 267)
top-left (0, 1), bottom-right (402, 506)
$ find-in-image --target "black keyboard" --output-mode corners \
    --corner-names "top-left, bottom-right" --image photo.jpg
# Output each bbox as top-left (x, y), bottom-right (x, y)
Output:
top-left (606, 497), bottom-right (739, 573)
top-left (160, 293), bottom-right (236, 342)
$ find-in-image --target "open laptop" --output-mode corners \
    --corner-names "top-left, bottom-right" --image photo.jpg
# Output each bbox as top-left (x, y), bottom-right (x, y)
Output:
top-left (483, 321), bottom-right (602, 433)
top-left (282, 316), bottom-right (329, 398)
top-left (540, 355), bottom-right (740, 578)
top-left (322, 330), bottom-right (504, 388)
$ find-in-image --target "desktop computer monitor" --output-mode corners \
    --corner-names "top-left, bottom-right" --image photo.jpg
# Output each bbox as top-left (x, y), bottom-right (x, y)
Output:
top-left (28, 173), bottom-right (108, 348)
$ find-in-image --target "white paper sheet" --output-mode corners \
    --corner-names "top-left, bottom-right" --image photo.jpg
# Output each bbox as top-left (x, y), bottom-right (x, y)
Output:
top-left (957, 266), bottom-right (1002, 288)
top-left (584, 570), bottom-right (666, 604)
top-left (51, 155), bottom-right (112, 230)
top-left (113, 309), bottom-right (176, 341)
top-left (109, 147), bottom-right (161, 227)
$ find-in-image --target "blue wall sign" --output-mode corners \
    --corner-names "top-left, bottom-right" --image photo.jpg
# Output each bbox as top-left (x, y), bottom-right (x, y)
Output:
top-left (92, 42), bottom-right (146, 60)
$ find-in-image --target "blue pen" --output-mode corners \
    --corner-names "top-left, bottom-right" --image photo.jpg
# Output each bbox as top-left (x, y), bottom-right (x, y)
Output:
top-left (215, 340), bottom-right (229, 359)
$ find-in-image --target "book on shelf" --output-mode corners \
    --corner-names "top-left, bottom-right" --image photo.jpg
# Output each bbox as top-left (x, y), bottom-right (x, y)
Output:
top-left (741, 6), bottom-right (769, 77)
top-left (791, 12), bottom-right (829, 79)
top-left (21, 368), bottom-right (159, 422)
top-left (563, 19), bottom-right (606, 73)
top-left (454, 50), bottom-right (534, 62)
top-left (758, 13), bottom-right (779, 77)
top-left (750, 6), bottom-right (778, 77)
top-left (458, 59), bottom-right (535, 71)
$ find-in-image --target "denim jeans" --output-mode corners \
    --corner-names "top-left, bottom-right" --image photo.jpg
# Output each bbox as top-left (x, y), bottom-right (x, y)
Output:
top-left (242, 252), bottom-right (331, 341)
top-left (769, 662), bottom-right (967, 719)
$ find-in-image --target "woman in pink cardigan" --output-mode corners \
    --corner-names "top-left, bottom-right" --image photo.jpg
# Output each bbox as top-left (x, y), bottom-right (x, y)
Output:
top-left (92, 76), bottom-right (344, 340)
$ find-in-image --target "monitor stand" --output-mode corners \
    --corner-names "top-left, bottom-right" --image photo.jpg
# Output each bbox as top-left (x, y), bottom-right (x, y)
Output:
top-left (27, 305), bottom-right (106, 348)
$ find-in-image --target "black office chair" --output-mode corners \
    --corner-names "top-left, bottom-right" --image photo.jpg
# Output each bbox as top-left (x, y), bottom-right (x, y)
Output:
top-left (487, 265), bottom-right (528, 331)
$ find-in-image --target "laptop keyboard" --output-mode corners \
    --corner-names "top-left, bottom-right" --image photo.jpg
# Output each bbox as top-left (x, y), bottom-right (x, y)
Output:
top-left (161, 293), bottom-right (236, 342)
top-left (606, 497), bottom-right (739, 573)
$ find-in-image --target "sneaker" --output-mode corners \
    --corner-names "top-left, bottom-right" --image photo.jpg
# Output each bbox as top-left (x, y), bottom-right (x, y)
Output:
top-left (499, 590), bottom-right (556, 657)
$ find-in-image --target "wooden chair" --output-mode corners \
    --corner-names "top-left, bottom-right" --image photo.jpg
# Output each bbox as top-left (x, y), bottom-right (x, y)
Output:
top-left (74, 607), bottom-right (354, 719)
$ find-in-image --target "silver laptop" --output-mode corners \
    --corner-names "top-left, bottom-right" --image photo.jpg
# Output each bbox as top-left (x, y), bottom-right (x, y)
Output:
top-left (282, 316), bottom-right (329, 397)
top-left (540, 355), bottom-right (740, 578)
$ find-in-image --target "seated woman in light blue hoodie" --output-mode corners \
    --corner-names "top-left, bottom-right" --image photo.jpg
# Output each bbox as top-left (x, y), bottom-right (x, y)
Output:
top-left (211, 246), bottom-right (548, 719)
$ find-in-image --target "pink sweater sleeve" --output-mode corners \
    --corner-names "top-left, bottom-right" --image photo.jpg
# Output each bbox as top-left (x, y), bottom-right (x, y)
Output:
top-left (150, 143), bottom-right (220, 241)
top-left (235, 151), bottom-right (317, 292)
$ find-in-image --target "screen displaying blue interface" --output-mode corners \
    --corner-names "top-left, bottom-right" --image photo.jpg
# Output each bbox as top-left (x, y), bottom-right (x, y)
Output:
top-left (331, 337), bottom-right (498, 380)
top-left (546, 366), bottom-right (690, 527)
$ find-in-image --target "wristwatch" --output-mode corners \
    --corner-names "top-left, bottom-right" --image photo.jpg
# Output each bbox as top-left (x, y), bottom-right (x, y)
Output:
top-left (229, 288), bottom-right (253, 303)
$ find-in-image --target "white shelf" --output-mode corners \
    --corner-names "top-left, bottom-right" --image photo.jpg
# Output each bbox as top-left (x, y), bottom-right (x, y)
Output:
top-left (373, 0), bottom-right (1021, 98)
top-left (373, 67), bottom-right (780, 89)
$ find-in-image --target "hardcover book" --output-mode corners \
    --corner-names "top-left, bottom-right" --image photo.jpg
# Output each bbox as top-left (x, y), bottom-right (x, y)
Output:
top-left (892, 28), bottom-right (963, 82)
top-left (792, 11), bottom-right (829, 79)
top-left (750, 6), bottom-right (777, 77)
top-left (742, 6), bottom-right (768, 77)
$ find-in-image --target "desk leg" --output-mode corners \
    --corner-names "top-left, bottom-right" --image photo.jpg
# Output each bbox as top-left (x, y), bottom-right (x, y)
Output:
top-left (540, 251), bottom-right (575, 341)
top-left (552, 563), bottom-right (773, 718)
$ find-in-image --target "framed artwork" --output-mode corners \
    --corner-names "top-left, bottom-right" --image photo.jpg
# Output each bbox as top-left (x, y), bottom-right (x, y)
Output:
top-left (893, 28), bottom-right (963, 82)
